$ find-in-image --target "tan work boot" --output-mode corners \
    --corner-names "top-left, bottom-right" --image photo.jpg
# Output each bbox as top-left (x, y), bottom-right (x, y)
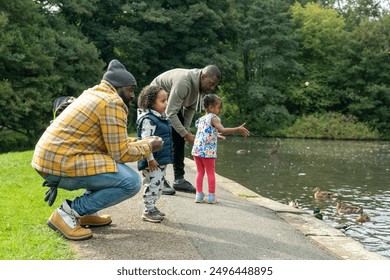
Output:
top-left (47, 200), bottom-right (92, 241)
top-left (80, 213), bottom-right (112, 227)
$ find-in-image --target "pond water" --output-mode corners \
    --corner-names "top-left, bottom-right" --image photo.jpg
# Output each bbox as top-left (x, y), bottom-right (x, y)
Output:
top-left (187, 137), bottom-right (390, 258)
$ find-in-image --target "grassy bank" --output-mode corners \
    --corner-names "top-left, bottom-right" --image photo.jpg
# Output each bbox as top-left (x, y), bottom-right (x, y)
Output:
top-left (0, 151), bottom-right (79, 259)
top-left (279, 112), bottom-right (381, 140)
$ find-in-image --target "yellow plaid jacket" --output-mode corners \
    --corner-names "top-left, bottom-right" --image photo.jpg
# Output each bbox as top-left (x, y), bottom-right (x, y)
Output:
top-left (32, 81), bottom-right (151, 177)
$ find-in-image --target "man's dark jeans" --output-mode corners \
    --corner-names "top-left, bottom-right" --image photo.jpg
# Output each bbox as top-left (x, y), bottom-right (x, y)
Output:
top-left (172, 112), bottom-right (186, 181)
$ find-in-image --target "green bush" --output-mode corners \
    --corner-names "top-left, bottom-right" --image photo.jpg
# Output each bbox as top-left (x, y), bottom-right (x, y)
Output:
top-left (280, 112), bottom-right (380, 140)
top-left (0, 132), bottom-right (34, 154)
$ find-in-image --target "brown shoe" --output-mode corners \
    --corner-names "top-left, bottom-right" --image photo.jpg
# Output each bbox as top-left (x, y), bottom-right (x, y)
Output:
top-left (47, 201), bottom-right (92, 241)
top-left (80, 214), bottom-right (112, 227)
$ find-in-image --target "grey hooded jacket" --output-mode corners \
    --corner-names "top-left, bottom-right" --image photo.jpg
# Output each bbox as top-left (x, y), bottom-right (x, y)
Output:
top-left (151, 68), bottom-right (202, 137)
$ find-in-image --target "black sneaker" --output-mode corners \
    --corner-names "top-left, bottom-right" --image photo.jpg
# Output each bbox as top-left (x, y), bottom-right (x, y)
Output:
top-left (173, 179), bottom-right (196, 193)
top-left (162, 180), bottom-right (176, 195)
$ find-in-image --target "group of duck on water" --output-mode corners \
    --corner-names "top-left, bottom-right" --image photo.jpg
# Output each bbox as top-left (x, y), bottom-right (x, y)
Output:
top-left (289, 187), bottom-right (371, 224)
top-left (236, 139), bottom-right (370, 225)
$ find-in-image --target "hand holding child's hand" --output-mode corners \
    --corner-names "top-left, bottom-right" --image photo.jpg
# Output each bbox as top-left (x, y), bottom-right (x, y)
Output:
top-left (238, 123), bottom-right (250, 137)
top-left (145, 136), bottom-right (164, 152)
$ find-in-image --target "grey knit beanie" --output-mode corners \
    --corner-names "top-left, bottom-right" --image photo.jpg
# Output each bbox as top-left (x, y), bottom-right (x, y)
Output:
top-left (103, 59), bottom-right (137, 87)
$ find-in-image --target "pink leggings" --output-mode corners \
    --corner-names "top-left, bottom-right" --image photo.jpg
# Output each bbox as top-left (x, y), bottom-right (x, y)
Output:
top-left (194, 156), bottom-right (216, 194)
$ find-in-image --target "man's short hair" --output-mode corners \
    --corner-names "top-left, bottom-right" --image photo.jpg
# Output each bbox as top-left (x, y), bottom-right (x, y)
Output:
top-left (203, 65), bottom-right (221, 80)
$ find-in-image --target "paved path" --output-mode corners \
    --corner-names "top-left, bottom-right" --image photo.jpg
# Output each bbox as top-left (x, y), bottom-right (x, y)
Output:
top-left (72, 159), bottom-right (387, 260)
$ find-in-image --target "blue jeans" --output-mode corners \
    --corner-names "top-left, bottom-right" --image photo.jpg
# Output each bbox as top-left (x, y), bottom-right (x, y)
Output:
top-left (41, 163), bottom-right (141, 216)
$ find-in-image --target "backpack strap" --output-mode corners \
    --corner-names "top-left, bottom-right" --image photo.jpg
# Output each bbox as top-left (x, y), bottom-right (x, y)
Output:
top-left (52, 96), bottom-right (76, 119)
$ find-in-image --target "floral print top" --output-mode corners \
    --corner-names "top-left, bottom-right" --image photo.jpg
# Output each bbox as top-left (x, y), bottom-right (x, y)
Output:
top-left (191, 113), bottom-right (220, 158)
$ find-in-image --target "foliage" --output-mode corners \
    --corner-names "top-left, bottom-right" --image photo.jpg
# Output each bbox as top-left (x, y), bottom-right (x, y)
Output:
top-left (54, 0), bottom-right (238, 87)
top-left (0, 0), bottom-right (104, 144)
top-left (289, 2), bottom-right (348, 114)
top-left (0, 0), bottom-right (57, 142)
top-left (224, 0), bottom-right (298, 134)
top-left (282, 112), bottom-right (380, 139)
top-left (0, 151), bottom-right (79, 259)
top-left (334, 15), bottom-right (390, 136)
top-left (0, 131), bottom-right (33, 154)
top-left (339, 0), bottom-right (382, 28)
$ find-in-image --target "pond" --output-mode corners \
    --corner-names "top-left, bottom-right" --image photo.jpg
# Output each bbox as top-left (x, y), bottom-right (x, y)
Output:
top-left (187, 137), bottom-right (390, 258)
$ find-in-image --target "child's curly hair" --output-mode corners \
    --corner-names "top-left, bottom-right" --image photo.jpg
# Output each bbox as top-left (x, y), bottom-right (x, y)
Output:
top-left (137, 85), bottom-right (164, 110)
top-left (203, 93), bottom-right (221, 110)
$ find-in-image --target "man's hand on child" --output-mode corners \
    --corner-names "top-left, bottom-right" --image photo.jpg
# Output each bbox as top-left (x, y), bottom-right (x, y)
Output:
top-left (147, 159), bottom-right (159, 171)
top-left (145, 136), bottom-right (164, 152)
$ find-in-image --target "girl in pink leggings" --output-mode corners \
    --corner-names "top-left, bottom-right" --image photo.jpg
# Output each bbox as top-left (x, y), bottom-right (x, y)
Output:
top-left (191, 94), bottom-right (250, 204)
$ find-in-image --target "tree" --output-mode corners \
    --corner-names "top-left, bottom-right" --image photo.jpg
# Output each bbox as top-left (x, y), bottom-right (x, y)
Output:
top-left (53, 0), bottom-right (238, 87)
top-left (0, 0), bottom-right (57, 140)
top-left (334, 15), bottom-right (390, 136)
top-left (44, 11), bottom-right (105, 98)
top-left (0, 0), bottom-right (104, 144)
top-left (339, 0), bottom-right (382, 29)
top-left (289, 2), bottom-right (348, 114)
top-left (226, 0), bottom-right (299, 134)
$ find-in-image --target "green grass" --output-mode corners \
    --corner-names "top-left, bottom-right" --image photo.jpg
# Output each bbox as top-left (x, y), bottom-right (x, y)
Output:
top-left (0, 151), bottom-right (80, 259)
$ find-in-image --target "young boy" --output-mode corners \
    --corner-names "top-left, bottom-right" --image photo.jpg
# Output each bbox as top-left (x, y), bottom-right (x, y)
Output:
top-left (137, 85), bottom-right (173, 222)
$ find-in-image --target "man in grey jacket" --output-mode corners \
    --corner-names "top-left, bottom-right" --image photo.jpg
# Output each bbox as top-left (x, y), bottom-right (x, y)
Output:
top-left (151, 65), bottom-right (221, 195)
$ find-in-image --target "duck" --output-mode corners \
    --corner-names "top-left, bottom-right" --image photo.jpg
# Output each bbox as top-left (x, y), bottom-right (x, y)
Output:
top-left (335, 199), bottom-right (362, 214)
top-left (236, 149), bottom-right (247, 154)
top-left (270, 138), bottom-right (281, 154)
top-left (355, 209), bottom-right (371, 223)
top-left (313, 187), bottom-right (336, 200)
top-left (311, 208), bottom-right (323, 220)
top-left (288, 199), bottom-right (299, 208)
top-left (335, 223), bottom-right (353, 232)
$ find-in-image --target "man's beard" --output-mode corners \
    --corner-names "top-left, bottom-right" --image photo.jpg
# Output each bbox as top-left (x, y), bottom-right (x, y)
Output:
top-left (118, 88), bottom-right (132, 108)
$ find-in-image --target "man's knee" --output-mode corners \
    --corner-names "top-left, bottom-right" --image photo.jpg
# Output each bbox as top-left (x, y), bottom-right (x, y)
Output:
top-left (116, 164), bottom-right (141, 197)
top-left (122, 173), bottom-right (141, 197)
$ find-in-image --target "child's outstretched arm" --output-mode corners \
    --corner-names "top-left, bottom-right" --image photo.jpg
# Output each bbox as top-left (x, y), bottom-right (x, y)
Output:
top-left (211, 117), bottom-right (250, 137)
